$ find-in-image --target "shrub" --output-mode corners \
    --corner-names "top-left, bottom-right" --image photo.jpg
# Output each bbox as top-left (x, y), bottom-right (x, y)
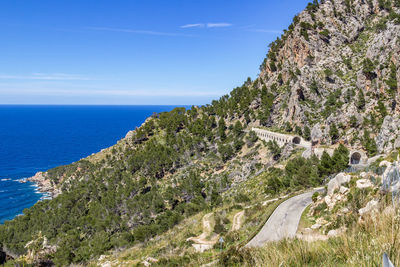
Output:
top-left (312, 192), bottom-right (319, 202)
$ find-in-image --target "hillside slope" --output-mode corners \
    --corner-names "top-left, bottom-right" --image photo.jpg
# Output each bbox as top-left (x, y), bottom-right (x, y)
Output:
top-left (0, 0), bottom-right (399, 265)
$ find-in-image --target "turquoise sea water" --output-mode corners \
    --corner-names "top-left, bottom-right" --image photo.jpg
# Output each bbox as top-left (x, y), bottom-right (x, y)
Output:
top-left (0, 105), bottom-right (187, 223)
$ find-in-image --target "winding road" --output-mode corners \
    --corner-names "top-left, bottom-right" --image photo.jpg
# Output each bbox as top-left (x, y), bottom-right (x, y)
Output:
top-left (245, 191), bottom-right (316, 247)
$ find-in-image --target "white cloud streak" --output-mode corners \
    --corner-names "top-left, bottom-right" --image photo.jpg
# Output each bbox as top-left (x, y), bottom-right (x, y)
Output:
top-left (180, 22), bottom-right (232, 29)
top-left (87, 27), bottom-right (194, 37)
top-left (206, 23), bottom-right (232, 28)
top-left (0, 73), bottom-right (92, 81)
top-left (180, 23), bottom-right (205, 29)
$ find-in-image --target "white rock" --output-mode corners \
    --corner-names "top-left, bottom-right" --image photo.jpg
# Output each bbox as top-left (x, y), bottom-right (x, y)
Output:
top-left (324, 195), bottom-right (333, 207)
top-left (311, 223), bottom-right (322, 230)
top-left (356, 179), bottom-right (374, 189)
top-left (341, 207), bottom-right (350, 213)
top-left (339, 186), bottom-right (349, 194)
top-left (327, 173), bottom-right (351, 196)
top-left (192, 243), bottom-right (214, 252)
top-left (359, 200), bottom-right (379, 216)
top-left (379, 160), bottom-right (392, 168)
top-left (394, 136), bottom-right (400, 149)
top-left (335, 194), bottom-right (343, 201)
top-left (327, 229), bottom-right (339, 237)
top-left (316, 218), bottom-right (328, 225)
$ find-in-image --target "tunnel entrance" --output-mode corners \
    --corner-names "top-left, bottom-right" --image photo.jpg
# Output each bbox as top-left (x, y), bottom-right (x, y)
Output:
top-left (351, 152), bottom-right (361, 165)
top-left (292, 136), bottom-right (301, 145)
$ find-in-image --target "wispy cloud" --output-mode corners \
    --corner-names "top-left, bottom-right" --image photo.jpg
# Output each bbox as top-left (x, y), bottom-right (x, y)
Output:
top-left (180, 23), bottom-right (205, 29)
top-left (206, 23), bottom-right (232, 28)
top-left (0, 73), bottom-right (92, 81)
top-left (180, 22), bottom-right (232, 29)
top-left (87, 27), bottom-right (193, 37)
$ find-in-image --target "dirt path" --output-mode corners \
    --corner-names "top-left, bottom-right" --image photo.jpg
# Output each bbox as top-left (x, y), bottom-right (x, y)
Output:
top-left (187, 213), bottom-right (218, 246)
top-left (231, 211), bottom-right (244, 231)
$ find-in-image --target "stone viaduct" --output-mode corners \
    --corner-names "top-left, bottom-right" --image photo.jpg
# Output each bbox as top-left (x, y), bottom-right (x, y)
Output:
top-left (252, 127), bottom-right (311, 148)
top-left (252, 127), bottom-right (368, 166)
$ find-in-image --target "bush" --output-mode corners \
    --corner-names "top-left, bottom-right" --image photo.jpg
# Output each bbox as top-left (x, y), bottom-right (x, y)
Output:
top-left (234, 193), bottom-right (250, 203)
top-left (312, 192), bottom-right (319, 202)
top-left (329, 123), bottom-right (339, 143)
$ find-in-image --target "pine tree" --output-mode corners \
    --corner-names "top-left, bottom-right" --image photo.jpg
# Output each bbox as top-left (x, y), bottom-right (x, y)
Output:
top-left (303, 126), bottom-right (311, 141)
top-left (356, 89), bottom-right (366, 110)
top-left (329, 123), bottom-right (339, 143)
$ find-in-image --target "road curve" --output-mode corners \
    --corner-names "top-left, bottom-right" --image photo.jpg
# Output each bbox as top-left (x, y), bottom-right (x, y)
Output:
top-left (245, 191), bottom-right (315, 247)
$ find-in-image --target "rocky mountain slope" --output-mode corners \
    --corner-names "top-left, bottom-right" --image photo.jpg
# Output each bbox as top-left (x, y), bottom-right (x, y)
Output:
top-left (0, 0), bottom-right (399, 266)
top-left (256, 0), bottom-right (400, 153)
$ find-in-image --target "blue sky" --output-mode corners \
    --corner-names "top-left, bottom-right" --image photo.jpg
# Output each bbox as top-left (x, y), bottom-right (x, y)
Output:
top-left (0, 0), bottom-right (310, 105)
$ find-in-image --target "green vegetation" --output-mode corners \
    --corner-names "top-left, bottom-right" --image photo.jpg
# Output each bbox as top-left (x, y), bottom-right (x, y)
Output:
top-left (386, 62), bottom-right (398, 96)
top-left (356, 89), bottom-right (366, 110)
top-left (0, 80), bottom-right (263, 264)
top-left (2, 0), bottom-right (400, 265)
top-left (265, 145), bottom-right (349, 196)
top-left (363, 130), bottom-right (378, 157)
top-left (362, 58), bottom-right (377, 79)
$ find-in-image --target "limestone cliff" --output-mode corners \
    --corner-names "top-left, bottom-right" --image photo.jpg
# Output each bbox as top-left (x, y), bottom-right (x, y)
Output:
top-left (254, 0), bottom-right (399, 152)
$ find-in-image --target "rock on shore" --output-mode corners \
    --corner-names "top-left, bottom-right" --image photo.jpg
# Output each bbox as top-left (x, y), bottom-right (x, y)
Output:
top-left (27, 172), bottom-right (60, 198)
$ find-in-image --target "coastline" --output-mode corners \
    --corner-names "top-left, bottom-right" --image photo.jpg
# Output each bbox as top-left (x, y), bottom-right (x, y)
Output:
top-left (23, 172), bottom-right (60, 199)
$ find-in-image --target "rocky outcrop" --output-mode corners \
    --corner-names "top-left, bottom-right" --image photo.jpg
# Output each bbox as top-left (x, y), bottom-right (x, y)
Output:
top-left (376, 116), bottom-right (400, 154)
top-left (255, 0), bottom-right (399, 150)
top-left (356, 179), bottom-right (374, 189)
top-left (27, 172), bottom-right (60, 198)
top-left (359, 200), bottom-right (379, 216)
top-left (327, 173), bottom-right (351, 196)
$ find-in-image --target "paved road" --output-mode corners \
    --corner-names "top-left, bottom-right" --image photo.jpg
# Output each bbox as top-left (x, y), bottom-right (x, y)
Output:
top-left (245, 191), bottom-right (316, 247)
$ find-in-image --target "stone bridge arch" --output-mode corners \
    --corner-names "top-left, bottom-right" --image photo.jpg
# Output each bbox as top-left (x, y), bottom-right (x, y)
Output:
top-left (349, 150), bottom-right (368, 165)
top-left (292, 136), bottom-right (301, 145)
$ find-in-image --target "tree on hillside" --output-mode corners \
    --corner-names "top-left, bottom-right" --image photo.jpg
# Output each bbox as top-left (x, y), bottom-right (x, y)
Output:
top-left (356, 89), bottom-right (366, 110)
top-left (267, 140), bottom-right (282, 160)
top-left (318, 151), bottom-right (333, 177)
top-left (303, 126), bottom-right (311, 141)
top-left (218, 118), bottom-right (226, 140)
top-left (233, 121), bottom-right (243, 137)
top-left (329, 123), bottom-right (339, 143)
top-left (331, 144), bottom-right (349, 172)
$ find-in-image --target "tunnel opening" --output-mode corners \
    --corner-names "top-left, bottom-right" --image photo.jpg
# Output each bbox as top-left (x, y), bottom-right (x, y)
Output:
top-left (351, 152), bottom-right (361, 165)
top-left (292, 136), bottom-right (301, 145)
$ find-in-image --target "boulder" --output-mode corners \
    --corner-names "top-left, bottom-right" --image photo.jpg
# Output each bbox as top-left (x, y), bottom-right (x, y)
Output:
top-left (327, 173), bottom-right (351, 196)
top-left (340, 207), bottom-right (350, 214)
top-left (327, 226), bottom-right (346, 237)
top-left (356, 179), bottom-right (374, 189)
top-left (316, 218), bottom-right (328, 225)
top-left (339, 186), bottom-right (349, 194)
top-left (311, 223), bottom-right (322, 230)
top-left (327, 229), bottom-right (339, 237)
top-left (359, 200), bottom-right (379, 216)
top-left (311, 123), bottom-right (323, 143)
top-left (376, 116), bottom-right (400, 154)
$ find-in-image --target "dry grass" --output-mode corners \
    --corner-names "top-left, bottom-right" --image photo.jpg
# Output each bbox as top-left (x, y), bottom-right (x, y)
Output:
top-left (219, 206), bottom-right (400, 266)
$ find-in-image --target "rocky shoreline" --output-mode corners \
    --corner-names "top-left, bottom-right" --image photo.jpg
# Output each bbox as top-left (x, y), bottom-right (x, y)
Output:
top-left (24, 172), bottom-right (60, 199)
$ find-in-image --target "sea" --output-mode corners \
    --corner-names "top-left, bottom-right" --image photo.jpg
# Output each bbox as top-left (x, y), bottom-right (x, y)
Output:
top-left (0, 105), bottom-right (188, 224)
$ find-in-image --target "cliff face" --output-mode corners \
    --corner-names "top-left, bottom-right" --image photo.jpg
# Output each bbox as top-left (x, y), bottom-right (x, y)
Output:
top-left (256, 0), bottom-right (399, 152)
